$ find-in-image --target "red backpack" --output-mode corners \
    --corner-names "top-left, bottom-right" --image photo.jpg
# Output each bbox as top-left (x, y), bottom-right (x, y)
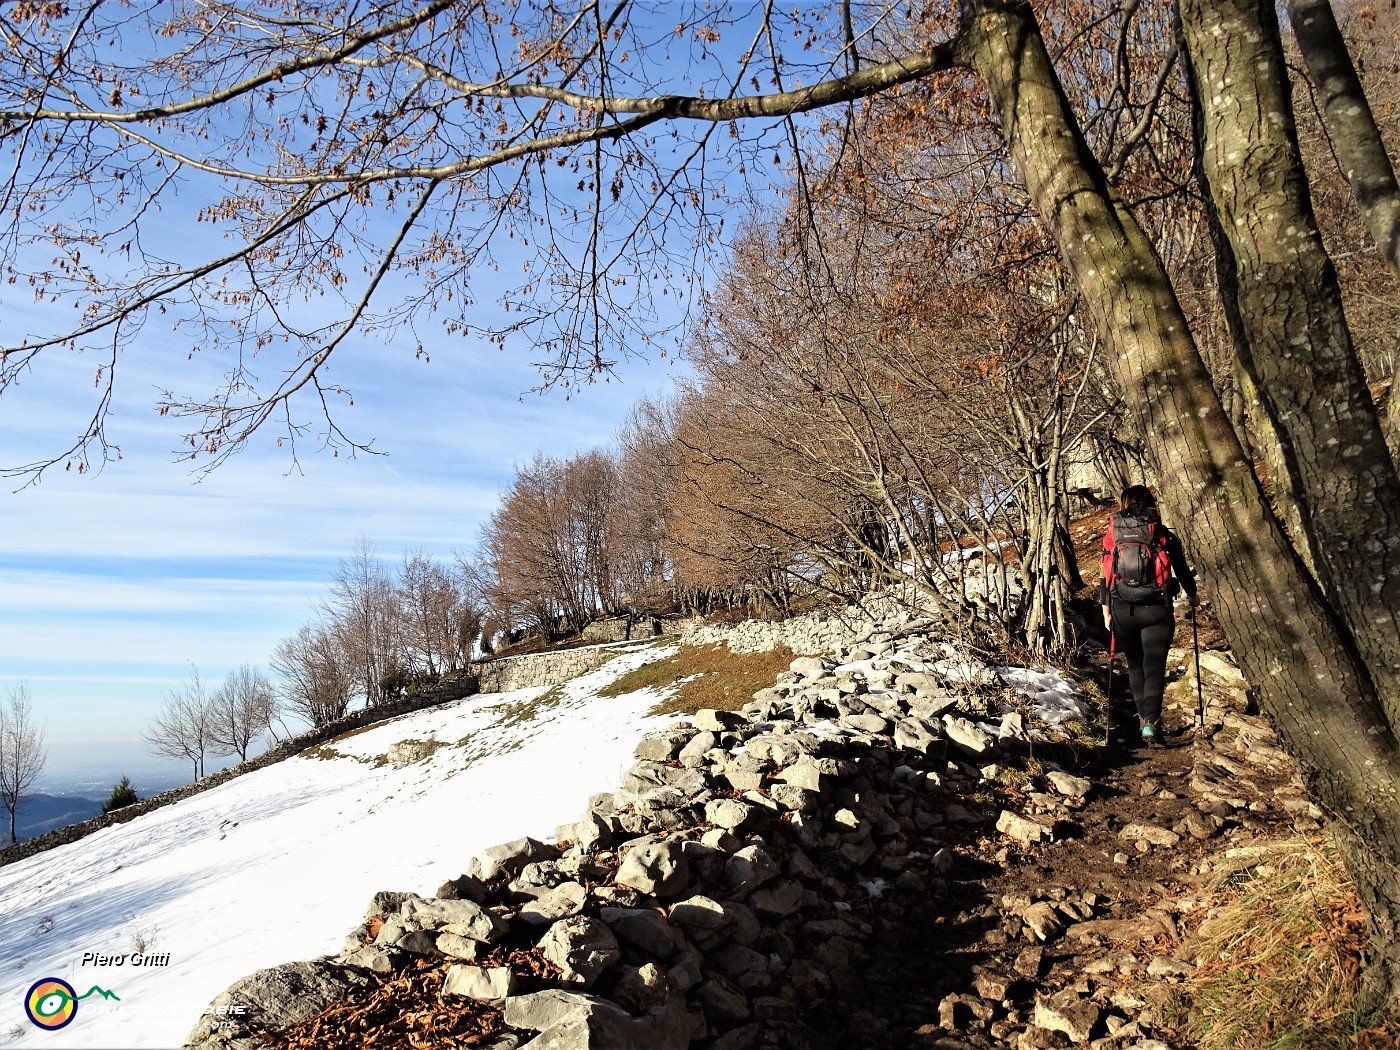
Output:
top-left (1103, 511), bottom-right (1174, 603)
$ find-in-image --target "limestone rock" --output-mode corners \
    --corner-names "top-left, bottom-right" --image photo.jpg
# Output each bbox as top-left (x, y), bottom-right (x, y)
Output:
top-left (695, 708), bottom-right (747, 732)
top-left (705, 798), bottom-right (757, 832)
top-left (788, 656), bottom-right (829, 678)
top-left (519, 882), bottom-right (588, 927)
top-left (1118, 822), bottom-right (1181, 848)
top-left (1047, 771), bottom-right (1092, 799)
top-left (1023, 902), bottom-right (1067, 942)
top-left (615, 837), bottom-right (691, 900)
top-left (184, 960), bottom-right (369, 1047)
top-left (599, 907), bottom-right (680, 958)
top-left (539, 916), bottom-right (621, 989)
top-left (997, 810), bottom-right (1054, 846)
top-left (471, 836), bottom-right (560, 882)
top-left (408, 897), bottom-right (508, 943)
top-left (725, 845), bottom-right (779, 897)
top-left (443, 964), bottom-right (517, 1001)
top-left (1032, 989), bottom-right (1101, 1044)
top-left (944, 715), bottom-right (999, 759)
top-left (893, 716), bottom-right (945, 756)
top-left (633, 727), bottom-right (698, 762)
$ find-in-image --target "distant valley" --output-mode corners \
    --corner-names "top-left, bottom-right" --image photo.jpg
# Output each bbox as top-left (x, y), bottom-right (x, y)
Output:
top-left (16, 769), bottom-right (196, 842)
top-left (11, 792), bottom-right (103, 842)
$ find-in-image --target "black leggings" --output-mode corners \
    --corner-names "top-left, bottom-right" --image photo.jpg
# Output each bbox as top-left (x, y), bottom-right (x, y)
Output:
top-left (1110, 599), bottom-right (1177, 728)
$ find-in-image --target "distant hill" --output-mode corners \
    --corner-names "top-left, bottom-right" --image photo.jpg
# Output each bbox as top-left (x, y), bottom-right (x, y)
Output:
top-left (10, 793), bottom-right (104, 841)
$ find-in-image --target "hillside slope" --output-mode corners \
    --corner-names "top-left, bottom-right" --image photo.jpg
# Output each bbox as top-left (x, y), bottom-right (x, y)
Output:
top-left (0, 647), bottom-right (677, 1049)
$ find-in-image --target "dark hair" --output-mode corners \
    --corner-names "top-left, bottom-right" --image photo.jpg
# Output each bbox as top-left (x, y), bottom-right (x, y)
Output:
top-left (1119, 484), bottom-right (1157, 515)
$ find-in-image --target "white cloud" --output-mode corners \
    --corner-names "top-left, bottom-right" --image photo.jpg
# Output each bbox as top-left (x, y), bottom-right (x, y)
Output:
top-left (0, 323), bottom-right (688, 770)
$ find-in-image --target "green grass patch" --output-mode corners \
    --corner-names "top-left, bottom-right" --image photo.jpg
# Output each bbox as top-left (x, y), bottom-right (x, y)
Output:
top-left (597, 642), bottom-right (795, 717)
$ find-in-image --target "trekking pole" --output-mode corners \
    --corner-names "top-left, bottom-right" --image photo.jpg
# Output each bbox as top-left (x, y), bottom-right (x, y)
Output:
top-left (1192, 607), bottom-right (1204, 731)
top-left (1105, 624), bottom-right (1116, 747)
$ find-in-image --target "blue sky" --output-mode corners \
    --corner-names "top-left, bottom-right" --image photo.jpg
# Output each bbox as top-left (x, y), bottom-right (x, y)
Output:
top-left (0, 304), bottom-right (686, 785)
top-left (0, 0), bottom-right (812, 790)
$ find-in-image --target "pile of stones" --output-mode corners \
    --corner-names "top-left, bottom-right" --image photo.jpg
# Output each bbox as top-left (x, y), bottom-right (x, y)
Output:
top-left (186, 623), bottom-right (1250, 1050)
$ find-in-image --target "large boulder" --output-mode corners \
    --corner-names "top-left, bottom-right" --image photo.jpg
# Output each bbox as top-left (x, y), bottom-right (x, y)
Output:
top-left (615, 837), bottom-right (692, 899)
top-left (183, 960), bottom-right (369, 1048)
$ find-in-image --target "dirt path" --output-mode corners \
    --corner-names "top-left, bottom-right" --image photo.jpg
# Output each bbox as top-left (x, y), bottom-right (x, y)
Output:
top-left (769, 646), bottom-right (1323, 1050)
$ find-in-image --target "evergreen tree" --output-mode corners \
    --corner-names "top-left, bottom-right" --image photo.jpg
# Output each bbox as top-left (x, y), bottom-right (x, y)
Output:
top-left (102, 776), bottom-right (139, 815)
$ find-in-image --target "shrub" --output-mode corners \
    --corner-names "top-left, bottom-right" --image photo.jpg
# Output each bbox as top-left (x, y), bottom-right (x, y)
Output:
top-left (102, 776), bottom-right (140, 815)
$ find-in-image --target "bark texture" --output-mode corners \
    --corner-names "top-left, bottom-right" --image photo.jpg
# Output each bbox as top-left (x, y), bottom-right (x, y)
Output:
top-left (1179, 0), bottom-right (1400, 728)
top-left (1285, 0), bottom-right (1400, 284)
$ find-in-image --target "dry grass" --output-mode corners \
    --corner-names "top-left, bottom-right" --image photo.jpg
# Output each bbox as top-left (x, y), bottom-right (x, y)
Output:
top-left (300, 745), bottom-right (345, 762)
top-left (1153, 835), bottom-right (1375, 1049)
top-left (596, 642), bottom-right (796, 716)
top-left (476, 685), bottom-right (568, 735)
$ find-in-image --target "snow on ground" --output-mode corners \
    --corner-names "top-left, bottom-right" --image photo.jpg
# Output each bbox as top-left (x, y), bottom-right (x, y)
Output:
top-left (0, 645), bottom-right (678, 1050)
top-left (995, 665), bottom-right (1089, 724)
top-left (0, 634), bottom-right (1091, 1049)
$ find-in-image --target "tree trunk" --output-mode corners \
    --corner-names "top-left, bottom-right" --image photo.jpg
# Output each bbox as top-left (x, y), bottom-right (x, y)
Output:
top-left (1018, 423), bottom-right (1080, 658)
top-left (1225, 273), bottom-right (1322, 580)
top-left (958, 0), bottom-right (1400, 1007)
top-left (1179, 0), bottom-right (1400, 727)
top-left (1284, 0), bottom-right (1400, 285)
top-left (1282, 0), bottom-right (1400, 462)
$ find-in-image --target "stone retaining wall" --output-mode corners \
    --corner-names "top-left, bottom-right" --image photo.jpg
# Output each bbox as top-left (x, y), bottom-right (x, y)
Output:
top-left (471, 641), bottom-right (653, 694)
top-left (581, 615), bottom-right (687, 644)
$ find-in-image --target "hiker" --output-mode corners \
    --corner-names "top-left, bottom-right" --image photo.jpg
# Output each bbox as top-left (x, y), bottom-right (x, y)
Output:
top-left (1101, 485), bottom-right (1198, 746)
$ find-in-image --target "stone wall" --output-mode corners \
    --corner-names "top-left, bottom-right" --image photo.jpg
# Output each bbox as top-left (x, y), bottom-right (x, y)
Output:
top-left (180, 621), bottom-right (1065, 1050)
top-left (582, 617), bottom-right (649, 643)
top-left (183, 621), bottom-right (1276, 1050)
top-left (472, 641), bottom-right (653, 694)
top-left (582, 616), bottom-right (687, 644)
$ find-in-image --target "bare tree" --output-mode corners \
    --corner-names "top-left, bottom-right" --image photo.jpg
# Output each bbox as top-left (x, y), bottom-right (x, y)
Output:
top-left (611, 400), bottom-right (678, 613)
top-left (675, 203), bottom-right (1113, 650)
top-left (483, 451), bottom-right (621, 636)
top-left (271, 623), bottom-right (354, 727)
top-left (1286, 0), bottom-right (1400, 285)
top-left (207, 665), bottom-right (277, 762)
top-left (397, 551), bottom-right (481, 677)
top-left (0, 1), bottom-right (966, 479)
top-left (0, 682), bottom-right (47, 845)
top-left (323, 539), bottom-right (404, 707)
top-left (143, 669), bottom-right (213, 783)
top-left (665, 380), bottom-right (830, 618)
top-left (1285, 1), bottom-right (1400, 457)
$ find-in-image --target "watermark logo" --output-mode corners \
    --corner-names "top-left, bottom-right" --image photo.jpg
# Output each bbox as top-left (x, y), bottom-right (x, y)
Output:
top-left (24, 978), bottom-right (120, 1031)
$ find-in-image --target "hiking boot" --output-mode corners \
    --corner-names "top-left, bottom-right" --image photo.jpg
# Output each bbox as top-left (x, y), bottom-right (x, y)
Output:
top-left (1140, 723), bottom-right (1164, 748)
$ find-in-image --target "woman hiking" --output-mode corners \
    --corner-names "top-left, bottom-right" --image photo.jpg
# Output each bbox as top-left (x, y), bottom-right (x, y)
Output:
top-left (1101, 485), bottom-right (1198, 747)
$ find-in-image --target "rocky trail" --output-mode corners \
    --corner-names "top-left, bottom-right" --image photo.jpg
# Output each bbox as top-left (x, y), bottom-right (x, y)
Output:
top-left (824, 649), bottom-right (1319, 1050)
top-left (185, 603), bottom-right (1335, 1050)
